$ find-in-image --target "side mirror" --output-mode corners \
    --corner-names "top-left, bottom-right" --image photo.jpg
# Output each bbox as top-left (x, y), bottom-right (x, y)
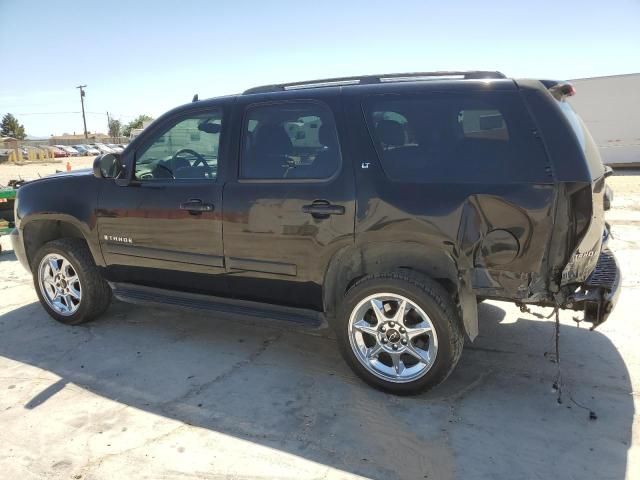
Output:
top-left (93, 153), bottom-right (123, 179)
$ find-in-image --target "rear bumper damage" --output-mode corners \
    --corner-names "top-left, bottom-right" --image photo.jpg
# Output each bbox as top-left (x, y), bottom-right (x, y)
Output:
top-left (564, 248), bottom-right (621, 328)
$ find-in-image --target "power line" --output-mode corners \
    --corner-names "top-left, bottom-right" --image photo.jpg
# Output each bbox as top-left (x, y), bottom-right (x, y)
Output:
top-left (11, 111), bottom-right (136, 118)
top-left (11, 111), bottom-right (84, 115)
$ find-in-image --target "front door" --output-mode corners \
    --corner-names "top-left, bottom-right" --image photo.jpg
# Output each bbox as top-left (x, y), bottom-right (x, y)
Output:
top-left (222, 97), bottom-right (355, 310)
top-left (97, 105), bottom-right (229, 295)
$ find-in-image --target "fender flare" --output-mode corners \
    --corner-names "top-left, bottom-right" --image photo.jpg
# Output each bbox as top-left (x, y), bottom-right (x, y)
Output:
top-left (20, 213), bottom-right (103, 269)
top-left (322, 241), bottom-right (478, 340)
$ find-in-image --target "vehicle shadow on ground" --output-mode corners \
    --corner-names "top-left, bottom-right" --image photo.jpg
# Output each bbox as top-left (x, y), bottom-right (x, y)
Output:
top-left (0, 300), bottom-right (632, 479)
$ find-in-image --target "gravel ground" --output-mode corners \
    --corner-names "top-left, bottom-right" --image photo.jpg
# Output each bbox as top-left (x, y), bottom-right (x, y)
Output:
top-left (0, 163), bottom-right (639, 479)
top-left (0, 156), bottom-right (95, 185)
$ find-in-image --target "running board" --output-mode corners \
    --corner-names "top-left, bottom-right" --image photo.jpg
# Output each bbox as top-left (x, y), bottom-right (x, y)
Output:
top-left (110, 282), bottom-right (326, 328)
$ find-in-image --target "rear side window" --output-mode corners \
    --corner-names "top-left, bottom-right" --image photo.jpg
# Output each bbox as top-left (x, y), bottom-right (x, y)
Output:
top-left (240, 101), bottom-right (340, 180)
top-left (363, 93), bottom-right (549, 183)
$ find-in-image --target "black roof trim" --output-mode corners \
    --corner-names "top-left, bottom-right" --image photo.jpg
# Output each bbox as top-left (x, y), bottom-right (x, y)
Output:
top-left (243, 71), bottom-right (507, 95)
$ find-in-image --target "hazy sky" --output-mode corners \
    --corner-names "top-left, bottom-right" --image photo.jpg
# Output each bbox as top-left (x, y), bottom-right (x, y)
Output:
top-left (1, 0), bottom-right (639, 137)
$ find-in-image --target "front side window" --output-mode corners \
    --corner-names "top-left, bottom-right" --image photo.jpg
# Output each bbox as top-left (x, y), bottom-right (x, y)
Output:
top-left (135, 110), bottom-right (222, 181)
top-left (240, 102), bottom-right (340, 180)
top-left (363, 93), bottom-right (547, 183)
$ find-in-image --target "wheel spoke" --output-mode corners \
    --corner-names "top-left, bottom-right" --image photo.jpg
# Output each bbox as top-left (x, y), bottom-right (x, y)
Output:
top-left (68, 285), bottom-right (81, 300)
top-left (51, 294), bottom-right (65, 311)
top-left (406, 322), bottom-right (432, 340)
top-left (48, 258), bottom-right (60, 274)
top-left (61, 260), bottom-right (73, 277)
top-left (353, 319), bottom-right (379, 338)
top-left (369, 299), bottom-right (386, 324)
top-left (64, 294), bottom-right (75, 311)
top-left (405, 343), bottom-right (431, 365)
top-left (394, 299), bottom-right (407, 324)
top-left (390, 352), bottom-right (405, 376)
top-left (366, 343), bottom-right (383, 360)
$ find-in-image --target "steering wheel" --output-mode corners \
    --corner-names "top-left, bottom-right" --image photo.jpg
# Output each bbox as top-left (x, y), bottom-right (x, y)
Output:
top-left (172, 148), bottom-right (208, 169)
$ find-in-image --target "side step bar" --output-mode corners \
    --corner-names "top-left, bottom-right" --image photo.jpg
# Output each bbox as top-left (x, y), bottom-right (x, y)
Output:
top-left (110, 282), bottom-right (326, 328)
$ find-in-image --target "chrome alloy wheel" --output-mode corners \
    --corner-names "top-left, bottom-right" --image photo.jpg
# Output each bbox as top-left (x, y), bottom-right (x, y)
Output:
top-left (38, 253), bottom-right (82, 316)
top-left (348, 293), bottom-right (438, 383)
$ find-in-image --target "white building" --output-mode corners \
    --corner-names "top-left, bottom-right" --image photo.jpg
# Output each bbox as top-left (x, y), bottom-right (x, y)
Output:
top-left (568, 73), bottom-right (640, 166)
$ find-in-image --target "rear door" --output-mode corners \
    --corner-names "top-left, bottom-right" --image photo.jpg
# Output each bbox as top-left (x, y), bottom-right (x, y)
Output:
top-left (222, 93), bottom-right (355, 310)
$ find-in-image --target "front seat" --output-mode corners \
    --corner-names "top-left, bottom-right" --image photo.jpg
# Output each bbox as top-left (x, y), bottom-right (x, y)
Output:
top-left (375, 119), bottom-right (406, 149)
top-left (374, 120), bottom-right (422, 176)
top-left (289, 123), bottom-right (339, 179)
top-left (245, 124), bottom-right (292, 178)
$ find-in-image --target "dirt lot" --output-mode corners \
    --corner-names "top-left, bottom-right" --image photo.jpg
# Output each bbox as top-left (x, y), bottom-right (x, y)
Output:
top-left (1, 162), bottom-right (639, 479)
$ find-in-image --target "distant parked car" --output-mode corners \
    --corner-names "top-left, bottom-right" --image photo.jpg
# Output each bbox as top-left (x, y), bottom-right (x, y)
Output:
top-left (54, 145), bottom-right (80, 156)
top-left (44, 146), bottom-right (68, 158)
top-left (71, 145), bottom-right (89, 156)
top-left (107, 144), bottom-right (124, 153)
top-left (90, 143), bottom-right (115, 154)
top-left (79, 144), bottom-right (101, 155)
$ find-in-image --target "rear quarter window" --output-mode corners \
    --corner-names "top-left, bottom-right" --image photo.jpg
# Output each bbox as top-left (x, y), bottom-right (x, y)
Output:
top-left (363, 92), bottom-right (550, 183)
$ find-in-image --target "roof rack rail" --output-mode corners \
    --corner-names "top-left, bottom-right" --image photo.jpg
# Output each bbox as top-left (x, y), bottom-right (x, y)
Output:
top-left (243, 71), bottom-right (506, 95)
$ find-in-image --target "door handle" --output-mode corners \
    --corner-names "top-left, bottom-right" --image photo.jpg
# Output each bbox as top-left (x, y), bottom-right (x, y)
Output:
top-left (180, 199), bottom-right (214, 212)
top-left (302, 200), bottom-right (345, 218)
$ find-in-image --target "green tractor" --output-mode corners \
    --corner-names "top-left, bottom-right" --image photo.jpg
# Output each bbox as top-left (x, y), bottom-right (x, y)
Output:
top-left (0, 181), bottom-right (20, 253)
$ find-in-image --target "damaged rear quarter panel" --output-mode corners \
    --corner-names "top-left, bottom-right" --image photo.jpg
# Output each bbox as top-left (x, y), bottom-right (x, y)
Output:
top-left (354, 183), bottom-right (557, 305)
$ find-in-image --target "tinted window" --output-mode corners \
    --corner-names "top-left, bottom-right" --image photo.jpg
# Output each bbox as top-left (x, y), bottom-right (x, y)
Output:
top-left (363, 93), bottom-right (548, 183)
top-left (241, 102), bottom-right (340, 179)
top-left (135, 110), bottom-right (222, 181)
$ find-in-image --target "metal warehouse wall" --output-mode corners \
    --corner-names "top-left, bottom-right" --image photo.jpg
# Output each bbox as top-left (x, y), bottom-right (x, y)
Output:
top-left (568, 73), bottom-right (640, 166)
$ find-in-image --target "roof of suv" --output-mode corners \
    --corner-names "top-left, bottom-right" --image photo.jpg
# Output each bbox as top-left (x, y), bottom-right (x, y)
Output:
top-left (242, 71), bottom-right (508, 95)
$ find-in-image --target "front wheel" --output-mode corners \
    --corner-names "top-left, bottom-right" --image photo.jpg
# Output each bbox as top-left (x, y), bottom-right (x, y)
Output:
top-left (335, 272), bottom-right (464, 395)
top-left (33, 238), bottom-right (112, 325)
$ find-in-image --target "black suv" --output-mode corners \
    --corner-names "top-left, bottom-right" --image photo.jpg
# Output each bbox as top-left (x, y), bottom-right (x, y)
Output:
top-left (11, 71), bottom-right (620, 394)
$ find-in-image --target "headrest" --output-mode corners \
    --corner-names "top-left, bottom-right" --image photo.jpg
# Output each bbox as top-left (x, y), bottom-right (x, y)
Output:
top-left (375, 120), bottom-right (405, 147)
top-left (253, 124), bottom-right (292, 155)
top-left (318, 123), bottom-right (336, 147)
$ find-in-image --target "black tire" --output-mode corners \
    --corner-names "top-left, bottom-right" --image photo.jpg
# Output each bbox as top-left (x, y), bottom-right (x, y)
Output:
top-left (335, 271), bottom-right (464, 395)
top-left (32, 238), bottom-right (112, 325)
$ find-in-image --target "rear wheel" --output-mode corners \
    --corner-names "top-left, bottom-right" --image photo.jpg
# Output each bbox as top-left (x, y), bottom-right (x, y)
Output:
top-left (335, 272), bottom-right (464, 395)
top-left (33, 238), bottom-right (111, 325)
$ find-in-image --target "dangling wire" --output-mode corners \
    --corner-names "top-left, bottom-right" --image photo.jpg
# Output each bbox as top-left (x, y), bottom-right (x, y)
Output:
top-left (552, 307), bottom-right (562, 404)
top-left (521, 303), bottom-right (597, 419)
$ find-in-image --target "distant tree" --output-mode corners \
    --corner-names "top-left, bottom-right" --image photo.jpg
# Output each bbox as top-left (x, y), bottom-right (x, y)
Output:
top-left (108, 118), bottom-right (122, 137)
top-left (122, 114), bottom-right (153, 137)
top-left (1, 113), bottom-right (27, 140)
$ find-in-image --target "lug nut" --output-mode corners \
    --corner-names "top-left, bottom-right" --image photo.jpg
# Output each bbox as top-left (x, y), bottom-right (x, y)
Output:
top-left (380, 325), bottom-right (386, 332)
top-left (382, 338), bottom-right (388, 344)
top-left (399, 327), bottom-right (405, 333)
top-left (389, 321), bottom-right (395, 327)
top-left (401, 339), bottom-right (407, 345)
top-left (392, 344), bottom-right (398, 350)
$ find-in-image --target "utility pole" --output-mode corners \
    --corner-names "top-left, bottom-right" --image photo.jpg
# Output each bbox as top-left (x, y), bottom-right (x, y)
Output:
top-left (76, 85), bottom-right (88, 139)
top-left (106, 111), bottom-right (111, 137)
